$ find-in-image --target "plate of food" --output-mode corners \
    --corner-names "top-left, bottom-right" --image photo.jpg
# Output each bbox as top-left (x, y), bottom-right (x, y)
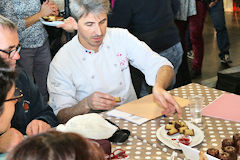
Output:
top-left (156, 120), bottom-right (204, 150)
top-left (40, 16), bottom-right (64, 27)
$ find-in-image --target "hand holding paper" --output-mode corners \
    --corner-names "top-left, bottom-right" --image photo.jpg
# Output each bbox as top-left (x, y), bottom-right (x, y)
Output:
top-left (107, 94), bottom-right (190, 125)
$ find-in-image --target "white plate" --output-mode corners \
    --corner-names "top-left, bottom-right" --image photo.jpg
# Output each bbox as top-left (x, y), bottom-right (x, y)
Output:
top-left (40, 18), bottom-right (64, 27)
top-left (156, 121), bottom-right (204, 150)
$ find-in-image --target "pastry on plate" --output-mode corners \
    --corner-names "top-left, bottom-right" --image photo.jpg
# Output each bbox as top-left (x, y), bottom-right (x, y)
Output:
top-left (167, 128), bottom-right (178, 136)
top-left (42, 15), bottom-right (64, 22)
top-left (183, 129), bottom-right (194, 136)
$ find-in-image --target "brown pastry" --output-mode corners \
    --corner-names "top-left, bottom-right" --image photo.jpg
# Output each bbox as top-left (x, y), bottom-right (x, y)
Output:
top-left (165, 124), bottom-right (175, 130)
top-left (233, 133), bottom-right (240, 145)
top-left (42, 16), bottom-right (64, 22)
top-left (174, 121), bottom-right (181, 129)
top-left (183, 129), bottom-right (194, 136)
top-left (222, 138), bottom-right (234, 149)
top-left (114, 97), bottom-right (121, 102)
top-left (236, 140), bottom-right (240, 154)
top-left (219, 152), bottom-right (231, 160)
top-left (223, 146), bottom-right (237, 160)
top-left (207, 148), bottom-right (219, 158)
top-left (165, 120), bottom-right (194, 136)
top-left (167, 128), bottom-right (178, 135)
top-left (179, 126), bottom-right (188, 134)
top-left (179, 121), bottom-right (187, 127)
top-left (169, 121), bottom-right (177, 125)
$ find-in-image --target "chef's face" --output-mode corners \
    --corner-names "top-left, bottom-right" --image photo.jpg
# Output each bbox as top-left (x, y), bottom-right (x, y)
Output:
top-left (77, 12), bottom-right (107, 52)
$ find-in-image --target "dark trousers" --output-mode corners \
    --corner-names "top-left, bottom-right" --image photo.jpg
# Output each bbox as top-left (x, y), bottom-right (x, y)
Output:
top-left (18, 40), bottom-right (51, 103)
top-left (189, 1), bottom-right (208, 71)
top-left (209, 0), bottom-right (230, 58)
top-left (174, 20), bottom-right (192, 87)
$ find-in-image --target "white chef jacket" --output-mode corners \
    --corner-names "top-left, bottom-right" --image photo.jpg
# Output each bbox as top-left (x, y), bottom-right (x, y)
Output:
top-left (47, 28), bottom-right (173, 115)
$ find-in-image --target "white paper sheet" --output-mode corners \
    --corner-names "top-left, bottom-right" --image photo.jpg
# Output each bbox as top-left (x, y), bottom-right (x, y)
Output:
top-left (106, 109), bottom-right (149, 125)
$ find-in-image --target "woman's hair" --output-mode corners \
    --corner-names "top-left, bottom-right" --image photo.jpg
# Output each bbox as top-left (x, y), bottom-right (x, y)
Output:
top-left (0, 57), bottom-right (16, 115)
top-left (0, 14), bottom-right (17, 31)
top-left (70, 0), bottom-right (110, 20)
top-left (7, 131), bottom-right (106, 160)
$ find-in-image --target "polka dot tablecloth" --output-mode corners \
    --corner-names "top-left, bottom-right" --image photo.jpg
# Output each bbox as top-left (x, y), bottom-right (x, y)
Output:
top-left (104, 83), bottom-right (240, 159)
top-left (111, 136), bottom-right (176, 160)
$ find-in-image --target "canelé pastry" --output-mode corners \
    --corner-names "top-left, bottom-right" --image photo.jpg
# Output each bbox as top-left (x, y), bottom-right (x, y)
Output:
top-left (236, 140), bottom-right (240, 154)
top-left (207, 148), bottom-right (219, 158)
top-left (218, 152), bottom-right (231, 160)
top-left (223, 146), bottom-right (237, 160)
top-left (233, 133), bottom-right (240, 145)
top-left (222, 138), bottom-right (234, 149)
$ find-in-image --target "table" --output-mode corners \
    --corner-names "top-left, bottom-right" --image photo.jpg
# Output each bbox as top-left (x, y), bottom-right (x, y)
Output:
top-left (104, 83), bottom-right (240, 159)
top-left (1, 83), bottom-right (239, 160)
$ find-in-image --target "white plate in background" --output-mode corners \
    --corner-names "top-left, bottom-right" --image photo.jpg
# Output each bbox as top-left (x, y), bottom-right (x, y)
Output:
top-left (40, 18), bottom-right (64, 27)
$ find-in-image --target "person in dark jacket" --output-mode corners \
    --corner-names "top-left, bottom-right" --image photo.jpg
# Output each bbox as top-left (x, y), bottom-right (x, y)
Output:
top-left (108, 0), bottom-right (183, 97)
top-left (0, 15), bottom-right (58, 153)
top-left (12, 69), bottom-right (59, 134)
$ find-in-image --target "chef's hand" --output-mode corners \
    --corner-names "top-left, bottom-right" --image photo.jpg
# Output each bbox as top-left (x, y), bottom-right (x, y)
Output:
top-left (209, 0), bottom-right (218, 8)
top-left (86, 91), bottom-right (117, 110)
top-left (153, 85), bottom-right (182, 117)
top-left (57, 17), bottom-right (78, 33)
top-left (26, 120), bottom-right (51, 137)
top-left (0, 128), bottom-right (24, 152)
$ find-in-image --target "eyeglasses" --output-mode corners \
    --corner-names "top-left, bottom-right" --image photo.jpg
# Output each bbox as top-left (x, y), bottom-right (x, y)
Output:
top-left (0, 44), bottom-right (21, 59)
top-left (4, 88), bottom-right (23, 102)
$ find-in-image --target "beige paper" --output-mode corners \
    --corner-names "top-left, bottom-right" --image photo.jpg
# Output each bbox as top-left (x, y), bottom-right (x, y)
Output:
top-left (116, 94), bottom-right (190, 120)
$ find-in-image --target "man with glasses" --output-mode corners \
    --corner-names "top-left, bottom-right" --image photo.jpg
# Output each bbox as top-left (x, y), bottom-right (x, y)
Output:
top-left (0, 15), bottom-right (58, 153)
top-left (0, 44), bottom-right (21, 61)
